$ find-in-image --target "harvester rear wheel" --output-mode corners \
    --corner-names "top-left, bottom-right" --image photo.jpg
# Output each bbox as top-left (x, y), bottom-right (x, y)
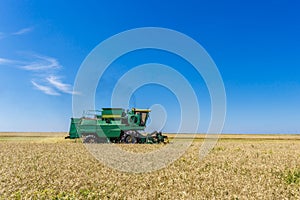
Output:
top-left (83, 135), bottom-right (98, 143)
top-left (124, 134), bottom-right (137, 144)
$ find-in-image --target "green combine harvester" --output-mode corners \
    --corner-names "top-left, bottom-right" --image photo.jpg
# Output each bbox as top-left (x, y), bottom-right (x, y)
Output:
top-left (66, 108), bottom-right (168, 144)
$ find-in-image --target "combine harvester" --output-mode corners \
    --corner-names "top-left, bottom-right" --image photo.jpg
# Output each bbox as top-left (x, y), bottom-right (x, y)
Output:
top-left (66, 108), bottom-right (168, 144)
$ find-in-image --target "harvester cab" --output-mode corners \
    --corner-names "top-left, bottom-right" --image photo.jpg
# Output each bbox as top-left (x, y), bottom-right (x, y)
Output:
top-left (127, 108), bottom-right (151, 127)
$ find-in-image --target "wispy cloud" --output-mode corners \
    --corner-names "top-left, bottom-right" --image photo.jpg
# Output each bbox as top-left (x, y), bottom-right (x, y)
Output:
top-left (46, 75), bottom-right (77, 94)
top-left (0, 26), bottom-right (33, 39)
top-left (12, 27), bottom-right (34, 35)
top-left (21, 55), bottom-right (61, 71)
top-left (0, 58), bottom-right (15, 65)
top-left (0, 57), bottom-right (26, 66)
top-left (31, 80), bottom-right (60, 96)
top-left (0, 53), bottom-right (77, 96)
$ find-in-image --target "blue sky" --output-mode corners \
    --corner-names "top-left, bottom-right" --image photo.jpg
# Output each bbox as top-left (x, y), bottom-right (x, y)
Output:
top-left (0, 0), bottom-right (299, 133)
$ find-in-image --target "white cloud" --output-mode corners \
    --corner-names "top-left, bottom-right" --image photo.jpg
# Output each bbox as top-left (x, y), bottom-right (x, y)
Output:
top-left (0, 27), bottom-right (33, 39)
top-left (12, 27), bottom-right (33, 35)
top-left (21, 55), bottom-right (61, 71)
top-left (1, 53), bottom-right (77, 96)
top-left (0, 58), bottom-right (15, 65)
top-left (31, 80), bottom-right (60, 96)
top-left (46, 75), bottom-right (76, 94)
top-left (0, 58), bottom-right (25, 66)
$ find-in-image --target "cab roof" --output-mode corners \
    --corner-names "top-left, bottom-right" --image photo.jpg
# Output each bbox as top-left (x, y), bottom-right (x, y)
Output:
top-left (132, 108), bottom-right (151, 112)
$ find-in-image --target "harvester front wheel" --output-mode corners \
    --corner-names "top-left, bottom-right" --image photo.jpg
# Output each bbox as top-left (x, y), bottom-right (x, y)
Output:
top-left (83, 135), bottom-right (98, 143)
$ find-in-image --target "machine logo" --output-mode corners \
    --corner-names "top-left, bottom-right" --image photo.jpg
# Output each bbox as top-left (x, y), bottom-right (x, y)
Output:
top-left (72, 27), bottom-right (226, 173)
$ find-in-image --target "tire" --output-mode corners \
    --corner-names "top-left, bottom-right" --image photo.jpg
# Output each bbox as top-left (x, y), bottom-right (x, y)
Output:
top-left (83, 135), bottom-right (98, 143)
top-left (124, 134), bottom-right (137, 144)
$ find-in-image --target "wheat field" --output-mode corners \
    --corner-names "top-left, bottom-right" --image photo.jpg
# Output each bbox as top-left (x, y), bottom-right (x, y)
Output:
top-left (1, 133), bottom-right (300, 199)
